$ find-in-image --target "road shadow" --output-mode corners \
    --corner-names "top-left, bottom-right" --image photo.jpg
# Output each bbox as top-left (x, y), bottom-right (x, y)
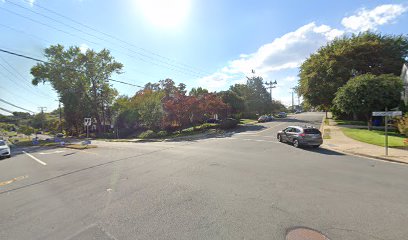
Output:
top-left (302, 147), bottom-right (345, 156)
top-left (8, 145), bottom-right (62, 157)
top-left (164, 125), bottom-right (267, 143)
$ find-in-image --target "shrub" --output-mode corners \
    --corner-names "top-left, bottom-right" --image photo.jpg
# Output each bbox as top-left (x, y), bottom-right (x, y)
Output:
top-left (138, 130), bottom-right (158, 139)
top-left (220, 118), bottom-right (238, 129)
top-left (395, 113), bottom-right (408, 137)
top-left (201, 123), bottom-right (218, 130)
top-left (157, 131), bottom-right (168, 138)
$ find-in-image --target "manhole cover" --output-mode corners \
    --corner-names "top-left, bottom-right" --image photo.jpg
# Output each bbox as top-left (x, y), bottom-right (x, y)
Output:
top-left (286, 227), bottom-right (329, 240)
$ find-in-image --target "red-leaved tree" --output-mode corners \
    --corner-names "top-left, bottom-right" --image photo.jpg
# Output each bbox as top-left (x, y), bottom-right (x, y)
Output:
top-left (163, 92), bottom-right (198, 132)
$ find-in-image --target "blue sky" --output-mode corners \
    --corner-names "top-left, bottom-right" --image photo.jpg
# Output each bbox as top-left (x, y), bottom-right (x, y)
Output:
top-left (0, 0), bottom-right (407, 114)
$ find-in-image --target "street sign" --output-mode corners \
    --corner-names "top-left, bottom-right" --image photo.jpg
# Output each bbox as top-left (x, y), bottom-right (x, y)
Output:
top-left (84, 118), bottom-right (92, 126)
top-left (372, 111), bottom-right (402, 117)
top-left (372, 109), bottom-right (402, 156)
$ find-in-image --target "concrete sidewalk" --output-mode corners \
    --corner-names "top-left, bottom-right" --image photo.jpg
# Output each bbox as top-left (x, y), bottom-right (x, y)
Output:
top-left (322, 119), bottom-right (408, 164)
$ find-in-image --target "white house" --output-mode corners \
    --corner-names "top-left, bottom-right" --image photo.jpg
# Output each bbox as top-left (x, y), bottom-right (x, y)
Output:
top-left (401, 63), bottom-right (408, 105)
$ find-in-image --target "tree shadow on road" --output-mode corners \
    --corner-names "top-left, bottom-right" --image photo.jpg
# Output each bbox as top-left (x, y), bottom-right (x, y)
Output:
top-left (164, 124), bottom-right (267, 142)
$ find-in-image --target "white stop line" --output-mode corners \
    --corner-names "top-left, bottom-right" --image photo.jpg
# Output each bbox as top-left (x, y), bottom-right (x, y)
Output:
top-left (22, 151), bottom-right (47, 166)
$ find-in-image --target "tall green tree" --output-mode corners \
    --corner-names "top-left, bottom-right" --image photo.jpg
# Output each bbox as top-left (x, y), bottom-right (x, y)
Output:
top-left (218, 90), bottom-right (245, 114)
top-left (31, 45), bottom-right (123, 135)
top-left (229, 76), bottom-right (272, 116)
top-left (333, 74), bottom-right (403, 129)
top-left (299, 32), bottom-right (408, 112)
top-left (137, 90), bottom-right (165, 130)
top-left (189, 87), bottom-right (209, 97)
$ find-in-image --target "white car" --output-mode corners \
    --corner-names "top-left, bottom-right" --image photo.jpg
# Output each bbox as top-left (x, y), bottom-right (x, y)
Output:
top-left (0, 140), bottom-right (11, 158)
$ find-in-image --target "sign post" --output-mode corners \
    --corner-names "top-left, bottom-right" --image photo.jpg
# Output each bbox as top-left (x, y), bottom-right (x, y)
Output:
top-left (385, 107), bottom-right (388, 156)
top-left (372, 110), bottom-right (402, 156)
top-left (84, 118), bottom-right (91, 138)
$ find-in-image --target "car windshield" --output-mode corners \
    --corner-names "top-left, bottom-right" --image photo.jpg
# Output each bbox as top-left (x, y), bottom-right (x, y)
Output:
top-left (0, 1), bottom-right (407, 240)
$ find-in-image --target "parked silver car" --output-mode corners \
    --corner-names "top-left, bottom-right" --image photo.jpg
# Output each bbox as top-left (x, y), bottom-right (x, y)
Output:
top-left (0, 140), bottom-right (11, 158)
top-left (277, 126), bottom-right (323, 148)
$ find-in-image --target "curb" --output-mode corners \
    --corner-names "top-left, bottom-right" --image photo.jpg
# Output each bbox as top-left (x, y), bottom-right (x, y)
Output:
top-left (322, 144), bottom-right (408, 165)
top-left (319, 115), bottom-right (326, 132)
top-left (320, 113), bottom-right (407, 165)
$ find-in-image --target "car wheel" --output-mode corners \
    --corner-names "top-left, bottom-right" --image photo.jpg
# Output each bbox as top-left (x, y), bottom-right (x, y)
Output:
top-left (277, 134), bottom-right (282, 142)
top-left (6, 155), bottom-right (11, 158)
top-left (293, 139), bottom-right (299, 148)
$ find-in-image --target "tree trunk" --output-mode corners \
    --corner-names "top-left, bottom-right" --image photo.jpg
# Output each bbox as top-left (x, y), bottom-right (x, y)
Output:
top-left (352, 112), bottom-right (358, 121)
top-left (367, 114), bottom-right (372, 131)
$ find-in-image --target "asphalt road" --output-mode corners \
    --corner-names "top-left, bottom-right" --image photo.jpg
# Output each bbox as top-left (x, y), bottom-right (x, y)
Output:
top-left (1, 112), bottom-right (407, 240)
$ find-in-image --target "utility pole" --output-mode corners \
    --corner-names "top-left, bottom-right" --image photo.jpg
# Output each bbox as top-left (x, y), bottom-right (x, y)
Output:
top-left (385, 107), bottom-right (388, 156)
top-left (264, 80), bottom-right (278, 101)
top-left (58, 100), bottom-right (62, 133)
top-left (290, 87), bottom-right (296, 112)
top-left (38, 107), bottom-right (47, 132)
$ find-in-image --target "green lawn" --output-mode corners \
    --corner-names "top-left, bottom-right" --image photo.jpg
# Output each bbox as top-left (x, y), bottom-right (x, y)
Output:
top-left (341, 128), bottom-right (407, 148)
top-left (335, 120), bottom-right (366, 126)
top-left (239, 119), bottom-right (257, 124)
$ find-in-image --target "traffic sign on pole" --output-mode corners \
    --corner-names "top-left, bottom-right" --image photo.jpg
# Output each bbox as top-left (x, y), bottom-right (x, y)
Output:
top-left (372, 109), bottom-right (402, 156)
top-left (372, 111), bottom-right (402, 117)
top-left (84, 118), bottom-right (92, 126)
top-left (84, 118), bottom-right (91, 138)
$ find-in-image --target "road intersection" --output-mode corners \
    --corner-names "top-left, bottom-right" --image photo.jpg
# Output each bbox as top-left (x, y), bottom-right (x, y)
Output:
top-left (1, 112), bottom-right (407, 239)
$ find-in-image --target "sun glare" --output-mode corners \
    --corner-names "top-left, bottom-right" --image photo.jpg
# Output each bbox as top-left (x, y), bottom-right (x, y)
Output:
top-left (135, 0), bottom-right (191, 28)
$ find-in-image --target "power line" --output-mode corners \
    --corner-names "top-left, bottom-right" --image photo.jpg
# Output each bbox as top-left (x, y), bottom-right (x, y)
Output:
top-left (1, 2), bottom-right (207, 78)
top-left (108, 79), bottom-right (143, 88)
top-left (0, 98), bottom-right (35, 113)
top-left (0, 107), bottom-right (15, 114)
top-left (0, 5), bottom-right (99, 46)
top-left (0, 23), bottom-right (51, 45)
top-left (0, 55), bottom-right (53, 98)
top-left (0, 61), bottom-right (51, 98)
top-left (0, 48), bottom-right (47, 63)
top-left (22, 0), bottom-right (212, 76)
top-left (0, 47), bottom-right (142, 88)
top-left (0, 68), bottom-right (41, 106)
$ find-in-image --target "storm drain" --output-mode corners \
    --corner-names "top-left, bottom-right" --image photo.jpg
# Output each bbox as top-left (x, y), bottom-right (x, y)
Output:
top-left (286, 227), bottom-right (329, 240)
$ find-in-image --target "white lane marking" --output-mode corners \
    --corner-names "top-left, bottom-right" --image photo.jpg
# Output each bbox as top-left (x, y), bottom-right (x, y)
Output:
top-left (38, 150), bottom-right (65, 155)
top-left (22, 151), bottom-right (47, 166)
top-left (256, 122), bottom-right (287, 134)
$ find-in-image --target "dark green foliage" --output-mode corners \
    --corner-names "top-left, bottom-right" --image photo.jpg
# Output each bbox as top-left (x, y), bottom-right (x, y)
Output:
top-left (333, 73), bottom-right (403, 128)
top-left (299, 32), bottom-right (408, 110)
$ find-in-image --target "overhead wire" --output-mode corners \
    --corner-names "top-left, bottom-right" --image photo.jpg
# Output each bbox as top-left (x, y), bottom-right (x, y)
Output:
top-left (0, 63), bottom-right (41, 106)
top-left (0, 98), bottom-right (35, 113)
top-left (0, 106), bottom-right (15, 114)
top-left (0, 61), bottom-right (51, 98)
top-left (0, 55), bottom-right (53, 98)
top-left (0, 48), bottom-right (143, 88)
top-left (21, 0), bottom-right (212, 76)
top-left (1, 1), bottom-right (207, 78)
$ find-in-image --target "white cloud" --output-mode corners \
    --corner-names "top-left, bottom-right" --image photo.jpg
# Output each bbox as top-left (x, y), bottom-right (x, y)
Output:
top-left (341, 4), bottom-right (407, 32)
top-left (79, 43), bottom-right (89, 53)
top-left (196, 22), bottom-right (343, 92)
top-left (195, 3), bottom-right (407, 105)
top-left (197, 72), bottom-right (237, 92)
top-left (28, 0), bottom-right (35, 6)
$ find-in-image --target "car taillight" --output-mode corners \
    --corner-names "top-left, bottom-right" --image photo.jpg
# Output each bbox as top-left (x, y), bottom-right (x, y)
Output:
top-left (299, 133), bottom-right (305, 137)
